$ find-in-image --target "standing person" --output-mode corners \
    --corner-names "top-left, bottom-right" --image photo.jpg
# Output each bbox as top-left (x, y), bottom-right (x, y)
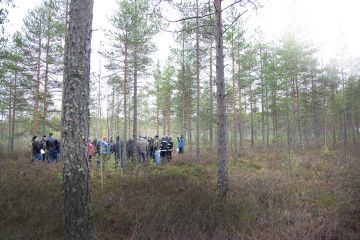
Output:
top-left (178, 134), bottom-right (185, 154)
top-left (167, 136), bottom-right (174, 161)
top-left (153, 135), bottom-right (161, 165)
top-left (160, 137), bottom-right (167, 162)
top-left (109, 137), bottom-right (114, 154)
top-left (126, 138), bottom-right (134, 162)
top-left (40, 135), bottom-right (47, 161)
top-left (88, 139), bottom-right (94, 162)
top-left (114, 136), bottom-right (123, 168)
top-left (148, 137), bottom-right (155, 161)
top-left (98, 136), bottom-right (110, 168)
top-left (92, 137), bottom-right (100, 157)
top-left (31, 136), bottom-right (43, 162)
top-left (46, 132), bottom-right (59, 163)
top-left (137, 136), bottom-right (148, 163)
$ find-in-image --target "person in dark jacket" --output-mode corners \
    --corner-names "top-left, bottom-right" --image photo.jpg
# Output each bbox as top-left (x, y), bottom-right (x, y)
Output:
top-left (46, 133), bottom-right (59, 163)
top-left (126, 138), bottom-right (135, 162)
top-left (160, 137), bottom-right (167, 162)
top-left (166, 137), bottom-right (173, 162)
top-left (32, 136), bottom-right (43, 161)
top-left (114, 136), bottom-right (123, 168)
top-left (40, 135), bottom-right (47, 161)
top-left (92, 137), bottom-right (100, 157)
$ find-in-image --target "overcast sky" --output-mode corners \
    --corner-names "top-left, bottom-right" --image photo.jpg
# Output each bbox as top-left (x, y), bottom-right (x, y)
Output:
top-left (6, 0), bottom-right (360, 71)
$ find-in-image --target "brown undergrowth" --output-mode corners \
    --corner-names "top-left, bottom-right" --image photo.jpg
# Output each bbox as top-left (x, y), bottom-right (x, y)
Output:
top-left (0, 146), bottom-right (359, 239)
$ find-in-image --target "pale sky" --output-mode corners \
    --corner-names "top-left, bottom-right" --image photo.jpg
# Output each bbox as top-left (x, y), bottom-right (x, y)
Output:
top-left (6, 0), bottom-right (360, 70)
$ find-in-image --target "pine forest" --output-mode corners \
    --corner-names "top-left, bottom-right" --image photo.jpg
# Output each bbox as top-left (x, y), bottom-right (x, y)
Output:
top-left (0, 0), bottom-right (359, 239)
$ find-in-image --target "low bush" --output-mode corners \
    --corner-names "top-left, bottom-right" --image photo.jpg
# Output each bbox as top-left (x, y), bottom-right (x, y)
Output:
top-left (0, 146), bottom-right (359, 239)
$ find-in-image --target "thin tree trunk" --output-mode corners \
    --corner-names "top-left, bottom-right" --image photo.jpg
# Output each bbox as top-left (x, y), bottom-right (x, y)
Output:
top-left (32, 26), bottom-right (42, 135)
top-left (167, 103), bottom-right (171, 136)
top-left (163, 112), bottom-right (166, 136)
top-left (260, 47), bottom-right (265, 146)
top-left (133, 46), bottom-right (138, 139)
top-left (10, 73), bottom-right (17, 152)
top-left (98, 56), bottom-right (102, 138)
top-left (231, 32), bottom-right (237, 160)
top-left (8, 75), bottom-right (13, 150)
top-left (208, 0), bottom-right (213, 149)
top-left (181, 33), bottom-right (186, 136)
top-left (43, 34), bottom-right (50, 136)
top-left (249, 80), bottom-right (254, 148)
top-left (195, 0), bottom-right (200, 162)
top-left (62, 0), bottom-right (94, 238)
top-left (209, 38), bottom-right (214, 147)
top-left (156, 92), bottom-right (159, 136)
top-left (188, 115), bottom-right (192, 152)
top-left (296, 77), bottom-right (303, 147)
top-left (214, 0), bottom-right (228, 202)
top-left (122, 38), bottom-right (128, 162)
top-left (237, 63), bottom-right (243, 146)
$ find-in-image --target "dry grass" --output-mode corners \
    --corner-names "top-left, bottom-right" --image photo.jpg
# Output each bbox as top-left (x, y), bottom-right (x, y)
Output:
top-left (0, 146), bottom-right (359, 239)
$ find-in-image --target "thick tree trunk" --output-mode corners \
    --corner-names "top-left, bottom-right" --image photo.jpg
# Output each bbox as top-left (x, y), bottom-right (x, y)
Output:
top-left (214, 0), bottom-right (228, 202)
top-left (62, 1), bottom-right (94, 239)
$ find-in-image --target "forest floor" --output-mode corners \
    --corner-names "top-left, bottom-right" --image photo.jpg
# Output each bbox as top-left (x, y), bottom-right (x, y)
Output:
top-left (0, 145), bottom-right (359, 240)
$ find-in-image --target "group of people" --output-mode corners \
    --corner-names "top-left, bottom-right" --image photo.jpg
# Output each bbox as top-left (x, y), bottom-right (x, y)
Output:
top-left (31, 133), bottom-right (60, 163)
top-left (88, 134), bottom-right (185, 167)
top-left (31, 132), bottom-right (185, 167)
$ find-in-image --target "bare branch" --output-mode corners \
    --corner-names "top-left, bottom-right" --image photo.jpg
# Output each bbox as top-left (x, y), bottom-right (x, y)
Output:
top-left (222, 9), bottom-right (248, 34)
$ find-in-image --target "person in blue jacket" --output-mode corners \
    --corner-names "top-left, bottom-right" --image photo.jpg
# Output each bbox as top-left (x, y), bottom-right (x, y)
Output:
top-left (97, 136), bottom-right (110, 168)
top-left (178, 135), bottom-right (184, 154)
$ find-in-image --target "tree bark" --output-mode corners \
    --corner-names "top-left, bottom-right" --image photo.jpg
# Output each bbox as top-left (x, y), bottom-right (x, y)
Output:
top-left (62, 0), bottom-right (94, 239)
top-left (61, 0), bottom-right (69, 138)
top-left (214, 0), bottom-right (228, 202)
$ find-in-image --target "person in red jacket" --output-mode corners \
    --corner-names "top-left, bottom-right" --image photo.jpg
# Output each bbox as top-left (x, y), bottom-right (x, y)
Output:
top-left (88, 139), bottom-right (94, 161)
